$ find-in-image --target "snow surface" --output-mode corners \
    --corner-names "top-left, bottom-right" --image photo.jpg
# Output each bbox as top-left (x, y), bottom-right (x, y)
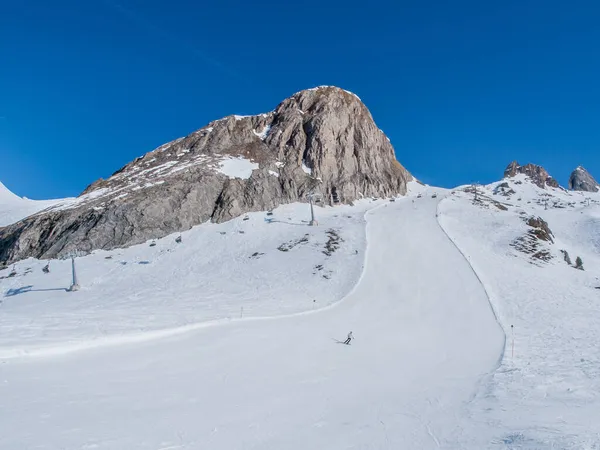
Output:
top-left (0, 181), bottom-right (70, 227)
top-left (0, 202), bottom-right (371, 355)
top-left (1, 176), bottom-right (600, 448)
top-left (437, 176), bottom-right (600, 447)
top-left (302, 162), bottom-right (312, 175)
top-left (217, 156), bottom-right (259, 179)
top-left (253, 124), bottom-right (271, 140)
top-left (0, 190), bottom-right (508, 448)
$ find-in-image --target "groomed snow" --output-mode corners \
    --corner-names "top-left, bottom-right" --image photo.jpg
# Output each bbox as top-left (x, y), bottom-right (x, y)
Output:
top-left (1, 176), bottom-right (599, 448)
top-left (438, 177), bottom-right (600, 447)
top-left (0, 201), bottom-right (372, 355)
top-left (0, 190), bottom-right (509, 448)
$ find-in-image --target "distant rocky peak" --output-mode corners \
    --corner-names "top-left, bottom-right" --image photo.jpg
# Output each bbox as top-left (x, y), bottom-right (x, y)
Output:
top-left (504, 161), bottom-right (559, 189)
top-left (569, 166), bottom-right (599, 192)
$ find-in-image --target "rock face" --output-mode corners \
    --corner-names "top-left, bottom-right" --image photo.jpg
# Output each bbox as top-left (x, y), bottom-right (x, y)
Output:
top-left (0, 86), bottom-right (411, 264)
top-left (504, 161), bottom-right (559, 189)
top-left (569, 166), bottom-right (599, 192)
top-left (511, 216), bottom-right (554, 262)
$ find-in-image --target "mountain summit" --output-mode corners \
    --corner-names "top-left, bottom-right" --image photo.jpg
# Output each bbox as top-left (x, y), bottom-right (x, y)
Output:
top-left (0, 86), bottom-right (411, 264)
top-left (568, 166), bottom-right (599, 192)
top-left (503, 161), bottom-right (559, 189)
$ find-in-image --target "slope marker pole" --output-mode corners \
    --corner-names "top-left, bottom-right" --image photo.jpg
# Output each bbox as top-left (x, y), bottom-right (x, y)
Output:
top-left (511, 324), bottom-right (514, 358)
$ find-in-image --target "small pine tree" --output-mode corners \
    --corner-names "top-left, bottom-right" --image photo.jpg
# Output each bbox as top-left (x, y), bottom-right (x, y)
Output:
top-left (575, 256), bottom-right (584, 270)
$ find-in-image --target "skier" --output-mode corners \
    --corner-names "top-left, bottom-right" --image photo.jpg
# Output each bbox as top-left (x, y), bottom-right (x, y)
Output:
top-left (344, 331), bottom-right (353, 345)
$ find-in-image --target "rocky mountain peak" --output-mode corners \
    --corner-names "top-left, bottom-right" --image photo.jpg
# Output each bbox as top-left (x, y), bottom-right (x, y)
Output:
top-left (0, 86), bottom-right (411, 264)
top-left (504, 161), bottom-right (559, 189)
top-left (569, 166), bottom-right (599, 192)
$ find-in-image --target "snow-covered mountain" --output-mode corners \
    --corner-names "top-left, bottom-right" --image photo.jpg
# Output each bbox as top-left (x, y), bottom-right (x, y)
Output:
top-left (0, 86), bottom-right (411, 266)
top-left (0, 181), bottom-right (70, 228)
top-left (1, 159), bottom-right (599, 448)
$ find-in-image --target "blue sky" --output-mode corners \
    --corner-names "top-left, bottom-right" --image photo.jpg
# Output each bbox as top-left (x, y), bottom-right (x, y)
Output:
top-left (1, 0), bottom-right (600, 199)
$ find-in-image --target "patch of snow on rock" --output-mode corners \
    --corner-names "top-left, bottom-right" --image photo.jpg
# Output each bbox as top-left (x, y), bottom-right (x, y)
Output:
top-left (253, 125), bottom-right (271, 141)
top-left (218, 157), bottom-right (259, 180)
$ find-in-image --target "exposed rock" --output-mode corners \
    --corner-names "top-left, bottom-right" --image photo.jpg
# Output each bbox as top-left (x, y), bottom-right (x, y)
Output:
top-left (466, 185), bottom-right (509, 211)
top-left (323, 229), bottom-right (343, 256)
top-left (504, 161), bottom-right (559, 189)
top-left (560, 250), bottom-right (572, 265)
top-left (493, 182), bottom-right (516, 197)
top-left (511, 216), bottom-right (554, 262)
top-left (0, 87), bottom-right (412, 264)
top-left (526, 216), bottom-right (554, 243)
top-left (569, 166), bottom-right (599, 192)
top-left (277, 234), bottom-right (309, 252)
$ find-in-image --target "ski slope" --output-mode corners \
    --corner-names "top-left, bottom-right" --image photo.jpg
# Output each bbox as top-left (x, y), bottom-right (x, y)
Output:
top-left (0, 201), bottom-right (371, 355)
top-left (438, 177), bottom-right (600, 448)
top-left (0, 190), bottom-right (506, 449)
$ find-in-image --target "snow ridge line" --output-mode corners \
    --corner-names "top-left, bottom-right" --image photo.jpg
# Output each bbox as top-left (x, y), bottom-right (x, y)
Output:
top-left (0, 201), bottom-right (390, 362)
top-left (435, 197), bottom-right (507, 372)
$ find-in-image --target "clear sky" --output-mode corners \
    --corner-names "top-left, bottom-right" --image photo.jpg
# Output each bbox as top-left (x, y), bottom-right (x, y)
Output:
top-left (1, 0), bottom-right (600, 199)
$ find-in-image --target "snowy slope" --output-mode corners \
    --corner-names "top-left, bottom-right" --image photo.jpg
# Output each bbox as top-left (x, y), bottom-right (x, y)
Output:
top-left (438, 175), bottom-right (600, 447)
top-left (0, 186), bottom-right (507, 449)
top-left (1, 176), bottom-right (599, 448)
top-left (0, 201), bottom-right (372, 355)
top-left (0, 181), bottom-right (70, 227)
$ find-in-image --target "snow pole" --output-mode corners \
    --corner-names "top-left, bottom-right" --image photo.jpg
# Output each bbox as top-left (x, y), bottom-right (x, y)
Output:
top-left (511, 325), bottom-right (514, 358)
top-left (69, 253), bottom-right (80, 292)
top-left (307, 192), bottom-right (322, 226)
top-left (240, 307), bottom-right (243, 319)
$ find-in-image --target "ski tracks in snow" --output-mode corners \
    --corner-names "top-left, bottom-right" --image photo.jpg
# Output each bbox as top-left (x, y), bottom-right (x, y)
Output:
top-left (436, 196), bottom-right (508, 384)
top-left (1, 194), bottom-right (506, 449)
top-left (0, 203), bottom-right (388, 361)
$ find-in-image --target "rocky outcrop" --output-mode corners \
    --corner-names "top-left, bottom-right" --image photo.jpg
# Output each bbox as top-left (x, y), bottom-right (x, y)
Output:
top-left (504, 161), bottom-right (559, 189)
top-left (526, 217), bottom-right (554, 243)
top-left (493, 182), bottom-right (516, 197)
top-left (569, 166), bottom-right (599, 192)
top-left (0, 86), bottom-right (412, 264)
top-left (511, 216), bottom-right (554, 262)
